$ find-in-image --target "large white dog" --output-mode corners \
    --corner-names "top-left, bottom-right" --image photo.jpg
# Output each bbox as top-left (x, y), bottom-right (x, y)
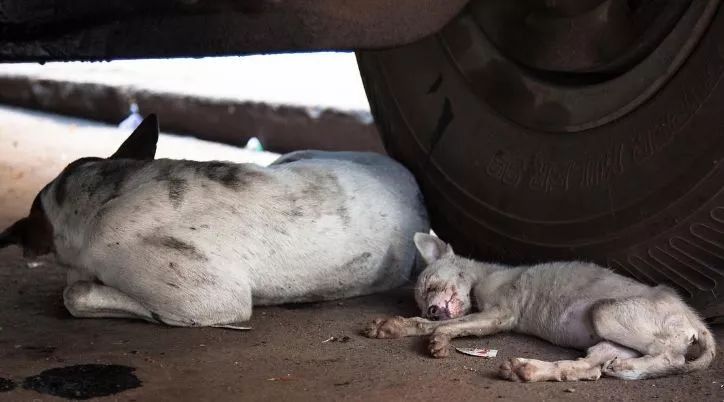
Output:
top-left (0, 115), bottom-right (429, 327)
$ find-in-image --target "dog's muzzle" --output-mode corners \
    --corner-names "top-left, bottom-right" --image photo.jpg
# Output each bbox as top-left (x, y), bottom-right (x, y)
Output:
top-left (426, 305), bottom-right (451, 321)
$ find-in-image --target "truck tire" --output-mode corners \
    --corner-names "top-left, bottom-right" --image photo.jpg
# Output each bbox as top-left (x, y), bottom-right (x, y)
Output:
top-left (357, 0), bottom-right (724, 318)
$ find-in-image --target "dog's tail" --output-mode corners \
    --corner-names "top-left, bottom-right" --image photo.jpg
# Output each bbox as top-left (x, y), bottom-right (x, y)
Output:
top-left (682, 322), bottom-right (716, 374)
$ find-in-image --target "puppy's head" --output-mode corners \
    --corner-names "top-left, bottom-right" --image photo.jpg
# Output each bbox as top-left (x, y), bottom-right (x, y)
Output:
top-left (413, 233), bottom-right (473, 321)
top-left (0, 114), bottom-right (160, 258)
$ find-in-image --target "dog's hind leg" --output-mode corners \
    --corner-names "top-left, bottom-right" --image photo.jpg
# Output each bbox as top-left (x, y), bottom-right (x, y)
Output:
top-left (499, 341), bottom-right (639, 382)
top-left (591, 295), bottom-right (714, 379)
top-left (63, 281), bottom-right (157, 323)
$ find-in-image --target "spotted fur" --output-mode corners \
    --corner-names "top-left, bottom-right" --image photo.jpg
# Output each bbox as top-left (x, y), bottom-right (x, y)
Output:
top-left (0, 115), bottom-right (430, 327)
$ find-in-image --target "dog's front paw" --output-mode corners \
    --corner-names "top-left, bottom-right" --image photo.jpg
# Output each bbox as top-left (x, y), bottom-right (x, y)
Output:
top-left (363, 316), bottom-right (407, 339)
top-left (428, 333), bottom-right (450, 358)
top-left (498, 358), bottom-right (538, 382)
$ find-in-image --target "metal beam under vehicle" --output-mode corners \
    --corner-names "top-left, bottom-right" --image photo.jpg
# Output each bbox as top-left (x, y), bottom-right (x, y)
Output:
top-left (0, 0), bottom-right (468, 62)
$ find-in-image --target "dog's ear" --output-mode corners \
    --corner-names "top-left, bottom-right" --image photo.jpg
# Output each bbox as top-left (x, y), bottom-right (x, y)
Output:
top-left (0, 218), bottom-right (25, 249)
top-left (0, 192), bottom-right (55, 257)
top-left (110, 114), bottom-right (159, 160)
top-left (413, 232), bottom-right (454, 264)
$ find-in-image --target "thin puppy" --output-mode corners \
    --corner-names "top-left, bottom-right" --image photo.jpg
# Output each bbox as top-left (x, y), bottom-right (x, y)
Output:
top-left (364, 233), bottom-right (715, 382)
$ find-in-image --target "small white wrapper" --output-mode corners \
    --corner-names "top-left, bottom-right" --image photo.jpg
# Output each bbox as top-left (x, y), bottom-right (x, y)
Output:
top-left (455, 347), bottom-right (498, 358)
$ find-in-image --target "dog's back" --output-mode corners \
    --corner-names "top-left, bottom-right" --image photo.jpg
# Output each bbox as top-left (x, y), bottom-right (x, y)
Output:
top-left (1, 115), bottom-right (429, 326)
top-left (49, 152), bottom-right (428, 307)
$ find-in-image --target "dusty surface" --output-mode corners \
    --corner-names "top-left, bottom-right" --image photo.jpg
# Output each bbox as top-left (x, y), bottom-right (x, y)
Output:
top-left (0, 107), bottom-right (723, 401)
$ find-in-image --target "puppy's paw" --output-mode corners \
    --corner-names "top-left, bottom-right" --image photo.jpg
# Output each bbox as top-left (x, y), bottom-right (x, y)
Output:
top-left (498, 358), bottom-right (538, 382)
top-left (362, 316), bottom-right (407, 339)
top-left (428, 333), bottom-right (450, 358)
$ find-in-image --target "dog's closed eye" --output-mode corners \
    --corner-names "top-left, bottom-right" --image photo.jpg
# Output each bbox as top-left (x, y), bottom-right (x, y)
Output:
top-left (426, 283), bottom-right (445, 294)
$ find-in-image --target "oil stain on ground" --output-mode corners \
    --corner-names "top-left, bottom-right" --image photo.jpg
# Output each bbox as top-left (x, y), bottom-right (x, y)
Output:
top-left (22, 364), bottom-right (141, 400)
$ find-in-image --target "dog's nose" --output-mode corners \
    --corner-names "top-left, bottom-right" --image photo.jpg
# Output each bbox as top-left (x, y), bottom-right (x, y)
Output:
top-left (427, 305), bottom-right (446, 321)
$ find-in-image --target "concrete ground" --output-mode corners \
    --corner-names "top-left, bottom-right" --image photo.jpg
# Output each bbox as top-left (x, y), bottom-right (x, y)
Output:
top-left (0, 106), bottom-right (722, 401)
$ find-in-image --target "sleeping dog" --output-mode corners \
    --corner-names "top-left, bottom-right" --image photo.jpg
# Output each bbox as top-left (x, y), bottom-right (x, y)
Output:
top-left (0, 115), bottom-right (429, 327)
top-left (364, 233), bottom-right (715, 381)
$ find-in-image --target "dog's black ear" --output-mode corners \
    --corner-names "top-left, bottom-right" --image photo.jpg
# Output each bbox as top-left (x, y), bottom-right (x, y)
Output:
top-left (0, 218), bottom-right (26, 249)
top-left (110, 114), bottom-right (159, 160)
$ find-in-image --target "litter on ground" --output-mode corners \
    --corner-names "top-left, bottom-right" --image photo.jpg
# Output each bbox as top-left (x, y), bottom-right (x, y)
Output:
top-left (322, 336), bottom-right (351, 343)
top-left (455, 347), bottom-right (498, 358)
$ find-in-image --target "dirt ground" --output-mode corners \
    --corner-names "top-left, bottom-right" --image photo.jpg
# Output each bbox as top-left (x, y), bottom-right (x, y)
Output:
top-left (0, 107), bottom-right (722, 401)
